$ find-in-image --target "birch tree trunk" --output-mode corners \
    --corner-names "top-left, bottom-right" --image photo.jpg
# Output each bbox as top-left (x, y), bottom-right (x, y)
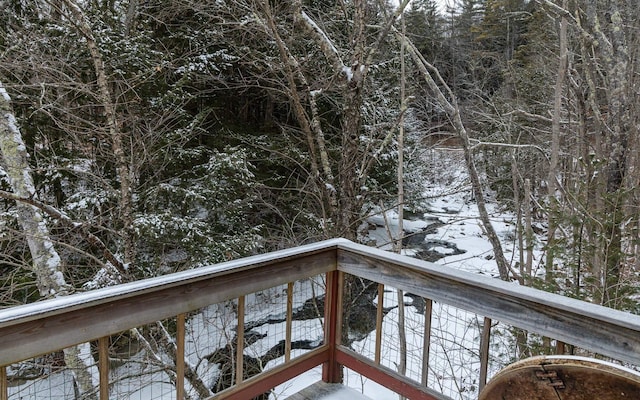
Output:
top-left (0, 83), bottom-right (69, 298)
top-left (1, 81), bottom-right (99, 399)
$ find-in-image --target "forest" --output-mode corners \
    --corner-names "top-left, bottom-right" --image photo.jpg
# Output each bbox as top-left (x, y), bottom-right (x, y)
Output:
top-left (1, 0), bottom-right (639, 332)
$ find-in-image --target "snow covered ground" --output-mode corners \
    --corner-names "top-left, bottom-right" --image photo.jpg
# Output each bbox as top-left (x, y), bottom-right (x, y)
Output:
top-left (369, 149), bottom-right (533, 276)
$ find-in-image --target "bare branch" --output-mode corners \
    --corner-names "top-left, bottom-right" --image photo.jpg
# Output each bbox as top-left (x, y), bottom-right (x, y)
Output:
top-left (0, 189), bottom-right (129, 277)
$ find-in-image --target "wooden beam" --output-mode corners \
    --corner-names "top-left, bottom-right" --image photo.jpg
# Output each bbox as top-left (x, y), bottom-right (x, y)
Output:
top-left (236, 296), bottom-right (245, 385)
top-left (0, 249), bottom-right (336, 366)
top-left (375, 283), bottom-right (384, 365)
top-left (421, 298), bottom-right (432, 386)
top-left (0, 365), bottom-right (7, 400)
top-left (336, 347), bottom-right (451, 400)
top-left (322, 270), bottom-right (343, 383)
top-left (213, 346), bottom-right (330, 399)
top-left (286, 282), bottom-right (294, 363)
top-left (337, 246), bottom-right (640, 366)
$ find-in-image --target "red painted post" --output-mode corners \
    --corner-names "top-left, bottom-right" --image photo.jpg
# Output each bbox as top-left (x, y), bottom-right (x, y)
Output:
top-left (322, 270), bottom-right (343, 383)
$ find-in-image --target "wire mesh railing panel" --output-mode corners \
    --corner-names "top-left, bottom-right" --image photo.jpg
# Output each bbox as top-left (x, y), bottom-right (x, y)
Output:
top-left (186, 299), bottom-right (239, 396)
top-left (182, 275), bottom-right (328, 398)
top-left (341, 276), bottom-right (379, 347)
top-left (109, 319), bottom-right (179, 400)
top-left (243, 283), bottom-right (290, 374)
top-left (423, 302), bottom-right (484, 399)
top-left (7, 352), bottom-right (76, 399)
top-left (285, 275), bottom-right (326, 354)
top-left (378, 288), bottom-right (427, 382)
top-left (340, 274), bottom-right (487, 400)
top-left (484, 322), bottom-right (526, 382)
top-left (294, 275), bottom-right (326, 336)
top-left (244, 275), bottom-right (327, 373)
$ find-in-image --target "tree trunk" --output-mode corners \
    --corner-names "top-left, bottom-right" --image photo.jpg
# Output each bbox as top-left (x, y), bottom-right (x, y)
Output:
top-left (1, 81), bottom-right (99, 399)
top-left (524, 179), bottom-right (533, 285)
top-left (396, 15), bottom-right (407, 396)
top-left (61, 0), bottom-right (136, 265)
top-left (400, 33), bottom-right (511, 281)
top-left (546, 0), bottom-right (568, 284)
top-left (0, 83), bottom-right (69, 297)
top-left (511, 153), bottom-right (525, 286)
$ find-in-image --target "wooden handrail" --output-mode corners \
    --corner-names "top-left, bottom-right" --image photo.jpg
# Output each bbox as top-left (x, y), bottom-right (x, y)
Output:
top-left (1, 238), bottom-right (640, 399)
top-left (336, 241), bottom-right (640, 366)
top-left (0, 239), bottom-right (343, 366)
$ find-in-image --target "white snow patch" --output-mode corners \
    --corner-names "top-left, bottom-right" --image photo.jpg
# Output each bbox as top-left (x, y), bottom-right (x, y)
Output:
top-left (5, 113), bottom-right (27, 153)
top-left (0, 82), bottom-right (11, 101)
top-left (342, 66), bottom-right (353, 81)
top-left (83, 265), bottom-right (123, 290)
top-left (300, 11), bottom-right (340, 58)
top-left (78, 343), bottom-right (101, 388)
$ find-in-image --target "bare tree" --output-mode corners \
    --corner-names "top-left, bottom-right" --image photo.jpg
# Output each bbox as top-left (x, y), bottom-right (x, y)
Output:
top-left (399, 34), bottom-right (512, 281)
top-left (59, 0), bottom-right (137, 265)
top-left (545, 0), bottom-right (568, 283)
top-left (537, 0), bottom-right (639, 307)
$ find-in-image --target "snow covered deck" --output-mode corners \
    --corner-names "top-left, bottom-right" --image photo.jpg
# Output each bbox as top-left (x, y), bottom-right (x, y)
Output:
top-left (1, 239), bottom-right (640, 400)
top-left (288, 382), bottom-right (372, 399)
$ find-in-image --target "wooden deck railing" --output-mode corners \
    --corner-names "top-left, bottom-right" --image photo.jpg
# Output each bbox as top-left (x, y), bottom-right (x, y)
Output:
top-left (1, 238), bottom-right (639, 399)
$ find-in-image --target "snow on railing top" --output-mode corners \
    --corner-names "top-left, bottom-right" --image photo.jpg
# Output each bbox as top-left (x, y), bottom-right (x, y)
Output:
top-left (0, 238), bottom-right (349, 327)
top-left (340, 240), bottom-right (640, 331)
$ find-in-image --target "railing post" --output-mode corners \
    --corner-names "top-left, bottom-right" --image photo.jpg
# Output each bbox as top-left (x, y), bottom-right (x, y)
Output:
top-left (286, 282), bottom-right (294, 363)
top-left (0, 365), bottom-right (7, 400)
top-left (176, 313), bottom-right (186, 400)
top-left (236, 296), bottom-right (246, 385)
top-left (323, 270), bottom-right (343, 383)
top-left (421, 298), bottom-right (432, 386)
top-left (375, 283), bottom-right (384, 364)
top-left (98, 337), bottom-right (109, 400)
top-left (479, 317), bottom-right (492, 392)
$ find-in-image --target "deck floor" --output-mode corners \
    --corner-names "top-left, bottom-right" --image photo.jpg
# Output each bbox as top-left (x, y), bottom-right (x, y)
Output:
top-left (286, 381), bottom-right (372, 400)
